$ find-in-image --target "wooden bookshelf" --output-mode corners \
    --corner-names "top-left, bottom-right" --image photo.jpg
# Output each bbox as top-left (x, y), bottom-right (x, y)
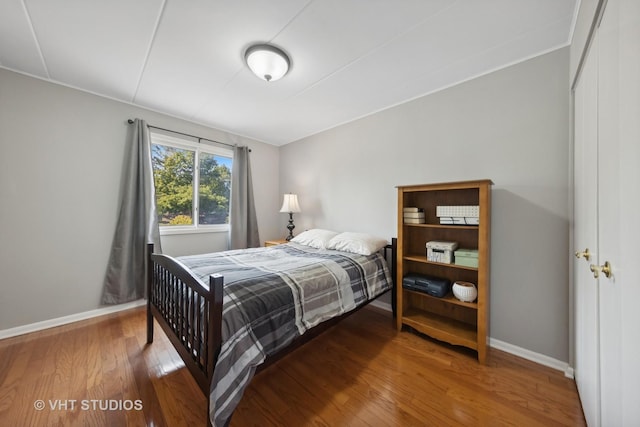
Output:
top-left (396, 180), bottom-right (492, 363)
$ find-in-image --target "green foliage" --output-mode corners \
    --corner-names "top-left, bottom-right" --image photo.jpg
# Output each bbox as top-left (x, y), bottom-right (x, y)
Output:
top-left (152, 145), bottom-right (231, 225)
top-left (168, 214), bottom-right (193, 225)
top-left (198, 153), bottom-right (231, 224)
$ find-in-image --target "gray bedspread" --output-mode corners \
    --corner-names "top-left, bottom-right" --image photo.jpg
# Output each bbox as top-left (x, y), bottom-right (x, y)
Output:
top-left (177, 242), bottom-right (392, 426)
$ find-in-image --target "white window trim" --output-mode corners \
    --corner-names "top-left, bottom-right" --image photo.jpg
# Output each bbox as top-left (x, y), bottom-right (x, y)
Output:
top-left (150, 132), bottom-right (233, 236)
top-left (159, 225), bottom-right (228, 236)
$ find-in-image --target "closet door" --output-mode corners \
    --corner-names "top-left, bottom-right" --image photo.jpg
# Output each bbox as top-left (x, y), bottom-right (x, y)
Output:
top-left (617, 1), bottom-right (640, 422)
top-left (573, 1), bottom-right (640, 425)
top-left (597, 0), bottom-right (640, 424)
top-left (573, 31), bottom-right (600, 427)
top-left (596, 3), bottom-right (621, 424)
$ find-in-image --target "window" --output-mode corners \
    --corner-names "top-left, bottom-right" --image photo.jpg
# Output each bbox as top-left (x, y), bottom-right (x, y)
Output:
top-left (150, 132), bottom-right (232, 233)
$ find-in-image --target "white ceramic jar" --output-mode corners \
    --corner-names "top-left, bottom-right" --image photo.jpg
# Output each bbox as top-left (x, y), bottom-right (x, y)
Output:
top-left (452, 281), bottom-right (478, 302)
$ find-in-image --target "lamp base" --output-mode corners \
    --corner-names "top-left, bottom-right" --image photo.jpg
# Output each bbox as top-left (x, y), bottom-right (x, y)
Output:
top-left (285, 213), bottom-right (295, 241)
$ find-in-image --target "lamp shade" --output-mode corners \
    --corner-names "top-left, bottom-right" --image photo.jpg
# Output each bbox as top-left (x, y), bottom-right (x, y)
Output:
top-left (245, 44), bottom-right (290, 82)
top-left (280, 194), bottom-right (301, 213)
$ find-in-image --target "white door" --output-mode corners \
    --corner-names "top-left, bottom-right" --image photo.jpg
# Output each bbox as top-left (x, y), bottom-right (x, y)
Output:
top-left (595, 3), bottom-right (621, 424)
top-left (597, 0), bottom-right (640, 424)
top-left (573, 30), bottom-right (600, 427)
top-left (573, 0), bottom-right (640, 425)
top-left (617, 1), bottom-right (640, 422)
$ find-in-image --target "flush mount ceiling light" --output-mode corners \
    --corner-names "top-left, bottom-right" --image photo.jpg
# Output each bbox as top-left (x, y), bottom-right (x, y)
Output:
top-left (245, 44), bottom-right (290, 82)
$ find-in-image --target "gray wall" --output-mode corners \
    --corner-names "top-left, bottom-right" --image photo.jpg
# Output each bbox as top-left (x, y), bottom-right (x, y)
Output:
top-left (280, 48), bottom-right (571, 361)
top-left (0, 68), bottom-right (280, 330)
top-left (0, 47), bottom-right (573, 362)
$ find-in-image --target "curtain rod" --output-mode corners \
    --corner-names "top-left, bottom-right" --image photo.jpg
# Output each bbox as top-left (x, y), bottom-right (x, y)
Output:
top-left (127, 119), bottom-right (250, 151)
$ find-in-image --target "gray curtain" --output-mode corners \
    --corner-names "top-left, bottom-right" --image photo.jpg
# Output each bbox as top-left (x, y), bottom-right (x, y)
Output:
top-left (102, 119), bottom-right (161, 304)
top-left (229, 146), bottom-right (260, 249)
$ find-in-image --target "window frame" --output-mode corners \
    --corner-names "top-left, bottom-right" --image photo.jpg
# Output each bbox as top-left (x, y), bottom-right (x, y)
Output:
top-left (150, 131), bottom-right (233, 236)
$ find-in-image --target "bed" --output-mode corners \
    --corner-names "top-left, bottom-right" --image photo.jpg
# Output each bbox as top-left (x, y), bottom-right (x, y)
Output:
top-left (145, 231), bottom-right (396, 426)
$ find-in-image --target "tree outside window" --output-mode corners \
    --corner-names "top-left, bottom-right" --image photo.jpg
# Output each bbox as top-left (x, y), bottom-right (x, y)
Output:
top-left (150, 134), bottom-right (232, 229)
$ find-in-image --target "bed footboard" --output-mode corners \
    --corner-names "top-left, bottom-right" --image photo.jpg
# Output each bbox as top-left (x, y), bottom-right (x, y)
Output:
top-left (146, 243), bottom-right (223, 395)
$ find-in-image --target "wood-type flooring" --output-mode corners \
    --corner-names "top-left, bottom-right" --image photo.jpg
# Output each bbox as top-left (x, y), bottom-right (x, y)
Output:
top-left (0, 306), bottom-right (585, 426)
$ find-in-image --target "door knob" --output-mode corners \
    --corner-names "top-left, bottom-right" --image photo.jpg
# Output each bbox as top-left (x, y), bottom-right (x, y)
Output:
top-left (590, 261), bottom-right (612, 279)
top-left (575, 248), bottom-right (591, 261)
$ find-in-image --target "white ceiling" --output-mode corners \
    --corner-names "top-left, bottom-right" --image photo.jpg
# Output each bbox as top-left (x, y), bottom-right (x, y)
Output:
top-left (0, 0), bottom-right (578, 146)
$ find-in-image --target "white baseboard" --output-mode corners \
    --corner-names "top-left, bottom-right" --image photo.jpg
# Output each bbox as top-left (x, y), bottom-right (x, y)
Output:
top-left (490, 337), bottom-right (575, 379)
top-left (368, 299), bottom-right (393, 312)
top-left (564, 366), bottom-right (575, 379)
top-left (3, 298), bottom-right (390, 340)
top-left (0, 299), bottom-right (576, 380)
top-left (369, 303), bottom-right (575, 379)
top-left (0, 299), bottom-right (146, 340)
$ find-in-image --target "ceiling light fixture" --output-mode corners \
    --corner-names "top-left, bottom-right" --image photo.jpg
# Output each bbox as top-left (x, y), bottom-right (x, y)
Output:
top-left (245, 44), bottom-right (290, 82)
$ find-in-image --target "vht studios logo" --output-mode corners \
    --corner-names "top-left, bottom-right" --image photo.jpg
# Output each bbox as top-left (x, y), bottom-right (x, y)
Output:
top-left (34, 399), bottom-right (143, 411)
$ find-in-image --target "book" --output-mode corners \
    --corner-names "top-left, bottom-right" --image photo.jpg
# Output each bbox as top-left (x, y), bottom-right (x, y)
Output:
top-left (439, 216), bottom-right (480, 225)
top-left (404, 217), bottom-right (426, 224)
top-left (403, 212), bottom-right (425, 219)
top-left (403, 207), bottom-right (423, 213)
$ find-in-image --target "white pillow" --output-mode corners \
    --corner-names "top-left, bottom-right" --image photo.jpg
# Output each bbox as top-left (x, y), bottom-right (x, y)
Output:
top-left (326, 232), bottom-right (388, 256)
top-left (290, 229), bottom-right (339, 249)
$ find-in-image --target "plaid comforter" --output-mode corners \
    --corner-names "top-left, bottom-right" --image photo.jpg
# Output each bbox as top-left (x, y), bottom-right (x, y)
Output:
top-left (177, 242), bottom-right (392, 426)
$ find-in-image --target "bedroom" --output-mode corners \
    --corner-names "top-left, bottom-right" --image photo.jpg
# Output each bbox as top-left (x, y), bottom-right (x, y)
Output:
top-left (0, 0), bottom-right (638, 426)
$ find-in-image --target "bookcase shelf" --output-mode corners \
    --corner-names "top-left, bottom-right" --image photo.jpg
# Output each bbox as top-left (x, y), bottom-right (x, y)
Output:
top-left (403, 254), bottom-right (479, 271)
top-left (405, 223), bottom-right (478, 231)
top-left (403, 288), bottom-right (478, 309)
top-left (396, 180), bottom-right (492, 363)
top-left (402, 308), bottom-right (478, 350)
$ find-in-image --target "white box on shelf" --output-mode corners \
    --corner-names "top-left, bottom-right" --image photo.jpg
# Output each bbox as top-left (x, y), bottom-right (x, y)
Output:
top-left (436, 205), bottom-right (479, 218)
top-left (426, 241), bottom-right (458, 264)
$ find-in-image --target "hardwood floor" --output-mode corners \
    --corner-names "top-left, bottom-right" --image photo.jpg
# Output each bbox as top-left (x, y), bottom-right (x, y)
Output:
top-left (0, 306), bottom-right (585, 426)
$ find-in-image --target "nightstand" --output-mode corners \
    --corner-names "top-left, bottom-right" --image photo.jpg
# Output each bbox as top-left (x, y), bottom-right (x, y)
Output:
top-left (264, 239), bottom-right (289, 247)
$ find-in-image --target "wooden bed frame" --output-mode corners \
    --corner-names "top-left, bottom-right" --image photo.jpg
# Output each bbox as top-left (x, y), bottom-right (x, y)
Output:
top-left (145, 238), bottom-right (397, 426)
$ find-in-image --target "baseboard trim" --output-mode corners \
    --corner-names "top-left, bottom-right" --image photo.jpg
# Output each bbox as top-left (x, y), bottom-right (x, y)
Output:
top-left (0, 299), bottom-right (576, 380)
top-left (490, 337), bottom-right (575, 378)
top-left (370, 301), bottom-right (575, 378)
top-left (564, 366), bottom-right (575, 379)
top-left (0, 300), bottom-right (146, 340)
top-left (369, 299), bottom-right (393, 312)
